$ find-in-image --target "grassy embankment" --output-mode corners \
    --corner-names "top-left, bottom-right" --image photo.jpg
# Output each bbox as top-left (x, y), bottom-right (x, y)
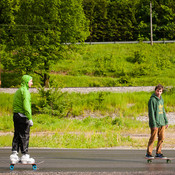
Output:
top-left (1, 43), bottom-right (175, 148)
top-left (1, 89), bottom-right (175, 149)
top-left (50, 43), bottom-right (175, 87)
top-left (2, 43), bottom-right (175, 88)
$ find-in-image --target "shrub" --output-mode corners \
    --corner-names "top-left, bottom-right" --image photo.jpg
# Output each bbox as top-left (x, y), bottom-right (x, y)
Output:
top-left (127, 51), bottom-right (146, 64)
top-left (34, 85), bottom-right (72, 117)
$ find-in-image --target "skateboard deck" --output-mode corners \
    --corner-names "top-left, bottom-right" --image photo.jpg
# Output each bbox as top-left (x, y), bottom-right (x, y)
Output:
top-left (145, 157), bottom-right (174, 163)
top-left (10, 160), bottom-right (44, 170)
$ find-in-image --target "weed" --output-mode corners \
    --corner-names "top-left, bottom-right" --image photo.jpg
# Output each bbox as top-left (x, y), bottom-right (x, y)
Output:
top-left (3, 43), bottom-right (175, 87)
top-left (33, 84), bottom-right (72, 117)
top-left (1, 89), bottom-right (175, 148)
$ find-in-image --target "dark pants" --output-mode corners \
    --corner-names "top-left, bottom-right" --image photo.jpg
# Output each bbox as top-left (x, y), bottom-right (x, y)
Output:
top-left (12, 113), bottom-right (30, 154)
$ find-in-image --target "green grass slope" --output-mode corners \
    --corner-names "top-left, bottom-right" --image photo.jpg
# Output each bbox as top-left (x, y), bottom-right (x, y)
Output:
top-left (50, 43), bottom-right (175, 87)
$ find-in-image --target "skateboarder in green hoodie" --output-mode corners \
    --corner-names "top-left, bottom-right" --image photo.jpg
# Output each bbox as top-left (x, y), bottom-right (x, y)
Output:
top-left (146, 84), bottom-right (168, 159)
top-left (10, 75), bottom-right (35, 164)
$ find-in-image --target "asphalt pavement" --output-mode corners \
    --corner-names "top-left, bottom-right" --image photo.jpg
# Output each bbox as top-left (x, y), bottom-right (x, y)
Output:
top-left (0, 148), bottom-right (175, 174)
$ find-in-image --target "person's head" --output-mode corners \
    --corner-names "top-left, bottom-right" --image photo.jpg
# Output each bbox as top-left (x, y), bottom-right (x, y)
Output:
top-left (155, 84), bottom-right (163, 98)
top-left (28, 79), bottom-right (33, 88)
top-left (21, 75), bottom-right (33, 88)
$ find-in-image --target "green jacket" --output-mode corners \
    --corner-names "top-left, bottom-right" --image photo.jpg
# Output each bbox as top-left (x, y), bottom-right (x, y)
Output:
top-left (13, 75), bottom-right (32, 120)
top-left (148, 93), bottom-right (168, 128)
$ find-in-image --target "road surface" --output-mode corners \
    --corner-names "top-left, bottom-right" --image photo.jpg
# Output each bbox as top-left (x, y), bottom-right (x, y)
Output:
top-left (0, 148), bottom-right (175, 174)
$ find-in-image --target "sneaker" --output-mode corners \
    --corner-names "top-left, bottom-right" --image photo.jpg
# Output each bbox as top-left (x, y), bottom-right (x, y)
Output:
top-left (10, 151), bottom-right (20, 164)
top-left (155, 154), bottom-right (167, 159)
top-left (145, 154), bottom-right (154, 159)
top-left (21, 154), bottom-right (35, 164)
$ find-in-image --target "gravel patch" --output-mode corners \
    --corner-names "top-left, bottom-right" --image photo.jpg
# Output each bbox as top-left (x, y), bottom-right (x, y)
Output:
top-left (0, 86), bottom-right (155, 94)
top-left (137, 112), bottom-right (175, 125)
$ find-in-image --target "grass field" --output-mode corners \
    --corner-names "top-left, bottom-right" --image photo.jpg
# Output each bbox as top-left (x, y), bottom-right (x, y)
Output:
top-left (2, 43), bottom-right (175, 87)
top-left (1, 88), bottom-right (175, 148)
top-left (1, 43), bottom-right (175, 148)
top-left (49, 43), bottom-right (175, 87)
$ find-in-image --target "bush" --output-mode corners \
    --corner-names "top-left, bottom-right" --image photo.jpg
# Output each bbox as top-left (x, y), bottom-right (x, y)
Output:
top-left (127, 51), bottom-right (146, 64)
top-left (33, 85), bottom-right (72, 117)
top-left (156, 56), bottom-right (172, 70)
top-left (1, 72), bottom-right (21, 88)
top-left (131, 63), bottom-right (151, 77)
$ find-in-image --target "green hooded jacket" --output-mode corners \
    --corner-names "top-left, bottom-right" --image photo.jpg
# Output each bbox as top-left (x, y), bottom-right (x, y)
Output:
top-left (148, 93), bottom-right (168, 128)
top-left (13, 75), bottom-right (32, 120)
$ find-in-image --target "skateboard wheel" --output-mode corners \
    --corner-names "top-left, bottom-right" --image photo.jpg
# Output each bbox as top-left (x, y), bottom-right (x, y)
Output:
top-left (167, 159), bottom-right (171, 163)
top-left (10, 165), bottom-right (14, 170)
top-left (32, 164), bottom-right (37, 170)
top-left (147, 159), bottom-right (152, 163)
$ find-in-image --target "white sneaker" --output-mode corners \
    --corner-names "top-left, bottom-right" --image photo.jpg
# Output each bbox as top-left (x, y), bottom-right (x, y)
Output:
top-left (10, 151), bottom-right (20, 164)
top-left (21, 154), bottom-right (35, 164)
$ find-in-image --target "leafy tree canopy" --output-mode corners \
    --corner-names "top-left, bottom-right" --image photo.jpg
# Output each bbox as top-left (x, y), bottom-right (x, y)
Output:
top-left (1, 0), bottom-right (89, 87)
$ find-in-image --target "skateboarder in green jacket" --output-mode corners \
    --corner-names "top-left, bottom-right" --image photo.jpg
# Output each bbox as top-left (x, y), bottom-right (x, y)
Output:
top-left (146, 84), bottom-right (168, 159)
top-left (10, 75), bottom-right (35, 164)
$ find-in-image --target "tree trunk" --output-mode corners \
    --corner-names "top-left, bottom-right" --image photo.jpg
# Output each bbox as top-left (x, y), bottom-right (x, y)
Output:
top-left (44, 73), bottom-right (50, 87)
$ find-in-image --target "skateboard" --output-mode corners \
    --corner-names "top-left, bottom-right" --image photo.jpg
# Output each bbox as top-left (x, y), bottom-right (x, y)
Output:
top-left (10, 160), bottom-right (44, 170)
top-left (145, 157), bottom-right (174, 163)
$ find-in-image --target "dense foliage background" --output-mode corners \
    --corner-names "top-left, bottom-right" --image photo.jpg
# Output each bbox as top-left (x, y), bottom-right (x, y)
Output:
top-left (0, 0), bottom-right (89, 86)
top-left (0, 0), bottom-right (175, 87)
top-left (83, 0), bottom-right (175, 41)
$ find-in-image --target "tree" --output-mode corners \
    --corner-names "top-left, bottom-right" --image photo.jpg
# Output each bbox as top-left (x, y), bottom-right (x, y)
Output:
top-left (135, 0), bottom-right (175, 41)
top-left (153, 0), bottom-right (175, 40)
top-left (83, 0), bottom-right (175, 41)
top-left (60, 0), bottom-right (89, 43)
top-left (83, 0), bottom-right (140, 41)
top-left (83, 0), bottom-right (108, 42)
top-left (107, 0), bottom-right (138, 41)
top-left (1, 0), bottom-right (89, 87)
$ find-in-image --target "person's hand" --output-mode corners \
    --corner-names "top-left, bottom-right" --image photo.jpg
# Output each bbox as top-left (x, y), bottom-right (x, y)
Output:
top-left (28, 120), bottom-right (33, 127)
top-left (152, 127), bottom-right (158, 130)
top-left (165, 125), bottom-right (168, 129)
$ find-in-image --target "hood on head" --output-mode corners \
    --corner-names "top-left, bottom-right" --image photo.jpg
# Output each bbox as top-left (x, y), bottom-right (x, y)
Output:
top-left (21, 75), bottom-right (32, 88)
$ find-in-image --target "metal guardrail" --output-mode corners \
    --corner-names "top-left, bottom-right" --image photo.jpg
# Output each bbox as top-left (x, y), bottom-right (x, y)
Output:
top-left (64, 40), bottom-right (175, 45)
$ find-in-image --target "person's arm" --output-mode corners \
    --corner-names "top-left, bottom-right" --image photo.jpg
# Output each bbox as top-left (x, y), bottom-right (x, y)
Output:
top-left (148, 99), bottom-right (157, 128)
top-left (163, 100), bottom-right (168, 128)
top-left (23, 89), bottom-right (32, 121)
